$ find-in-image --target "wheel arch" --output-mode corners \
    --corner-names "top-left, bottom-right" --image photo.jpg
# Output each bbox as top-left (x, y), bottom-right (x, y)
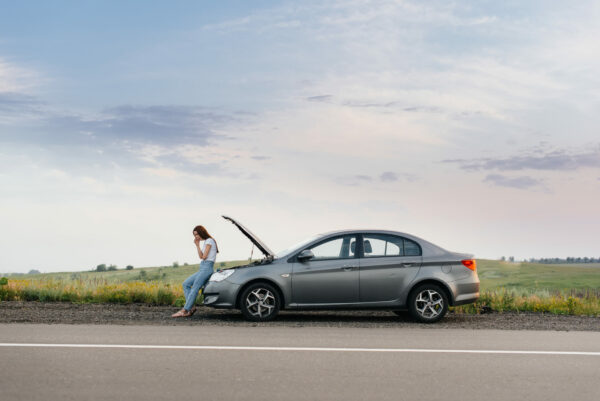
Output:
top-left (235, 278), bottom-right (286, 309)
top-left (406, 279), bottom-right (454, 306)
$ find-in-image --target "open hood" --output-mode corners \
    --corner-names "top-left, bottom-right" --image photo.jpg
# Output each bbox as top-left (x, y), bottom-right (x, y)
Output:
top-left (222, 215), bottom-right (274, 258)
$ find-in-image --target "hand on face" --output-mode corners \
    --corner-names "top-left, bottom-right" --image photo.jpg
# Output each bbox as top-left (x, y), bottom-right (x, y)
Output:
top-left (193, 231), bottom-right (201, 246)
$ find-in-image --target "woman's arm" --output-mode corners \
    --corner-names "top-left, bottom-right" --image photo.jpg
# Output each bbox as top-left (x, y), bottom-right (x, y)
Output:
top-left (196, 242), bottom-right (212, 260)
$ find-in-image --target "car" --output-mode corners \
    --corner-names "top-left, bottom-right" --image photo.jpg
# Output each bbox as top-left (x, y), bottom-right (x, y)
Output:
top-left (203, 216), bottom-right (480, 323)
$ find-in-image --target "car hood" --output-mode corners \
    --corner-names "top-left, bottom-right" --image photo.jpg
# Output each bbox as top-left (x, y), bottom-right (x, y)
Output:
top-left (222, 215), bottom-right (274, 258)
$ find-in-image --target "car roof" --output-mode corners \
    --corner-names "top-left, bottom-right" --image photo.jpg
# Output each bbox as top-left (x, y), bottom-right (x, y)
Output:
top-left (317, 229), bottom-right (418, 238)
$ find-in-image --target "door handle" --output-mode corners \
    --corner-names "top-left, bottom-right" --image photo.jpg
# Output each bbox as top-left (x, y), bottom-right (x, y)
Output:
top-left (341, 265), bottom-right (356, 271)
top-left (402, 263), bottom-right (413, 267)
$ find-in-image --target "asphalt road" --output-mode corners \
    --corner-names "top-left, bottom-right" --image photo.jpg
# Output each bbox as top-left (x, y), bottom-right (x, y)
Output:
top-left (1, 324), bottom-right (599, 401)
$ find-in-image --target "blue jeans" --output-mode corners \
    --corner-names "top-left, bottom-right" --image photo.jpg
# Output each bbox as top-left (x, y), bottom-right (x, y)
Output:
top-left (182, 260), bottom-right (215, 311)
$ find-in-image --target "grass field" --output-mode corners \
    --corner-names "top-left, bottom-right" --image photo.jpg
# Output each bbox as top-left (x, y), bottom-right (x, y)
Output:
top-left (476, 259), bottom-right (600, 293)
top-left (2, 259), bottom-right (599, 316)
top-left (15, 259), bottom-right (249, 286)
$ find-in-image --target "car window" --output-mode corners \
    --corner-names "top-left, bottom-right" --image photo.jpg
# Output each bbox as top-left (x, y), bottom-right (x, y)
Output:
top-left (404, 238), bottom-right (421, 256)
top-left (308, 235), bottom-right (356, 260)
top-left (362, 234), bottom-right (403, 257)
top-left (361, 234), bottom-right (421, 257)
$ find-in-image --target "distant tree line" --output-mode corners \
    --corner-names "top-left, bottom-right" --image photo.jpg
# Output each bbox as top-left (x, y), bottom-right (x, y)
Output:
top-left (94, 264), bottom-right (118, 272)
top-left (530, 257), bottom-right (600, 264)
top-left (94, 264), bottom-right (134, 272)
top-left (501, 256), bottom-right (600, 264)
top-left (3, 269), bottom-right (41, 276)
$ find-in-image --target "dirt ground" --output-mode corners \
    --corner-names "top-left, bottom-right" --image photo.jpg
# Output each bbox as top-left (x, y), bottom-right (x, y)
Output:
top-left (1, 301), bottom-right (599, 331)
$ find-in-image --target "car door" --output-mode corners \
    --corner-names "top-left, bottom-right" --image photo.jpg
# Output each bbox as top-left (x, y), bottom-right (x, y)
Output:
top-left (358, 233), bottom-right (422, 303)
top-left (291, 234), bottom-right (359, 305)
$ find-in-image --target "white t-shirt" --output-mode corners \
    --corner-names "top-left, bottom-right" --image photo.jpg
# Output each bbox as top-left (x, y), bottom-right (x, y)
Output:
top-left (203, 238), bottom-right (217, 262)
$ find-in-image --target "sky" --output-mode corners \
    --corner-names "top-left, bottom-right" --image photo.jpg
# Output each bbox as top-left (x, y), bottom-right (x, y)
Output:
top-left (1, 0), bottom-right (599, 273)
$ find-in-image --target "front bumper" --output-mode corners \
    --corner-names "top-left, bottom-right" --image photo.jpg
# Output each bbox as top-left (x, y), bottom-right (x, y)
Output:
top-left (203, 280), bottom-right (240, 309)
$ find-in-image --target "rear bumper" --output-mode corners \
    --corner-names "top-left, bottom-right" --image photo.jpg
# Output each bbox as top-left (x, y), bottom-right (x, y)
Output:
top-left (453, 293), bottom-right (480, 306)
top-left (450, 277), bottom-right (480, 306)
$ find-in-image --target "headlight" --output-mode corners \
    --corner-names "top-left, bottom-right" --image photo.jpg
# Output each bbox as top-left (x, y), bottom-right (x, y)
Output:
top-left (208, 269), bottom-right (235, 282)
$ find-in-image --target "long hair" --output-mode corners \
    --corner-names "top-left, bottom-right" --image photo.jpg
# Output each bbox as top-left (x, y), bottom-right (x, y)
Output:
top-left (193, 225), bottom-right (219, 253)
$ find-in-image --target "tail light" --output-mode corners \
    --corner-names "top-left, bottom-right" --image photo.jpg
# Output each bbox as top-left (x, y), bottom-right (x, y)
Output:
top-left (461, 259), bottom-right (476, 271)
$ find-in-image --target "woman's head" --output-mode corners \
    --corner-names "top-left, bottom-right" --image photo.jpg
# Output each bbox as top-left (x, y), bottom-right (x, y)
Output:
top-left (193, 225), bottom-right (210, 240)
top-left (193, 225), bottom-right (219, 252)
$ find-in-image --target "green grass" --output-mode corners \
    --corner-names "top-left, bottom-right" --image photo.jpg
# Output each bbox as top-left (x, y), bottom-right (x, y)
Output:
top-left (477, 259), bottom-right (600, 292)
top-left (17, 259), bottom-right (250, 286)
top-left (2, 259), bottom-right (600, 316)
top-left (452, 288), bottom-right (599, 316)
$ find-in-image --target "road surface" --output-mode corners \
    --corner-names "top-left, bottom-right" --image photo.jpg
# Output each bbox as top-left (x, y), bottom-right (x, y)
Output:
top-left (1, 324), bottom-right (599, 401)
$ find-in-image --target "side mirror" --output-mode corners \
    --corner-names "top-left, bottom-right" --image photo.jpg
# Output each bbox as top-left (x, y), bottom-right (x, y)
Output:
top-left (297, 249), bottom-right (314, 261)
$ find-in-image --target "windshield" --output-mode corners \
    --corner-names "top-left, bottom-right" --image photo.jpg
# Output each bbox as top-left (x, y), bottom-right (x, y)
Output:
top-left (274, 234), bottom-right (321, 259)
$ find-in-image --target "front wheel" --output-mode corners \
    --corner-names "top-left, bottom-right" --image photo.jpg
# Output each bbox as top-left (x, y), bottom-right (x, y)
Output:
top-left (408, 284), bottom-right (448, 323)
top-left (240, 283), bottom-right (281, 322)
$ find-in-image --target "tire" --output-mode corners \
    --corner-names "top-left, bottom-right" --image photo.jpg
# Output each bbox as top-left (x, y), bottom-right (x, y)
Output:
top-left (408, 284), bottom-right (449, 323)
top-left (240, 282), bottom-right (281, 322)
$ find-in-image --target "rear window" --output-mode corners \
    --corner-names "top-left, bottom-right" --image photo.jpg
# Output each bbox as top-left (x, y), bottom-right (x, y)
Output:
top-left (403, 239), bottom-right (421, 256)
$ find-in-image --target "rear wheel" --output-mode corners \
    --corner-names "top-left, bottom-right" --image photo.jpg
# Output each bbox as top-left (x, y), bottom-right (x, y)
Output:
top-left (408, 284), bottom-right (448, 323)
top-left (240, 283), bottom-right (281, 322)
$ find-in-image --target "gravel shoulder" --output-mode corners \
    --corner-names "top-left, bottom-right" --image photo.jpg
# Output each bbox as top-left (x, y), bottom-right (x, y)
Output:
top-left (1, 301), bottom-right (599, 331)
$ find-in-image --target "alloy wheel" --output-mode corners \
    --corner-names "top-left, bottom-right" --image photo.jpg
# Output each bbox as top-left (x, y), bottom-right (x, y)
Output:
top-left (415, 289), bottom-right (444, 319)
top-left (245, 288), bottom-right (276, 318)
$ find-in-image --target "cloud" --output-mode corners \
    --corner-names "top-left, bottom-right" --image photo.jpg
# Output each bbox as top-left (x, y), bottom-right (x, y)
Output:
top-left (46, 105), bottom-right (233, 146)
top-left (379, 171), bottom-right (417, 182)
top-left (0, 102), bottom-right (249, 178)
top-left (54, 106), bottom-right (231, 144)
top-left (153, 153), bottom-right (223, 175)
top-left (337, 174), bottom-right (373, 186)
top-left (304, 93), bottom-right (446, 115)
top-left (304, 94), bottom-right (446, 114)
top-left (0, 58), bottom-right (40, 92)
top-left (339, 171), bottom-right (417, 186)
top-left (202, 1), bottom-right (470, 36)
top-left (251, 155), bottom-right (270, 161)
top-left (306, 95), bottom-right (333, 103)
top-left (1, 102), bottom-right (236, 146)
top-left (483, 174), bottom-right (542, 190)
top-left (0, 92), bottom-right (44, 115)
top-left (0, 59), bottom-right (44, 120)
top-left (380, 171), bottom-right (398, 182)
top-left (341, 100), bottom-right (398, 109)
top-left (444, 147), bottom-right (600, 172)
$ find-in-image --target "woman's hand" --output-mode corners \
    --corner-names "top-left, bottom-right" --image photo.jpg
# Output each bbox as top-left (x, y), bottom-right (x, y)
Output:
top-left (196, 240), bottom-right (208, 260)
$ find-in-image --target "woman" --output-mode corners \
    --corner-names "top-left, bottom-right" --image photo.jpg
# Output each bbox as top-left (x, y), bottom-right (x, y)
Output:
top-left (172, 225), bottom-right (218, 317)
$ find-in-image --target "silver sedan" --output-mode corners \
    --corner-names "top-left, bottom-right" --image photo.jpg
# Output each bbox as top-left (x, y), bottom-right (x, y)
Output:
top-left (203, 216), bottom-right (479, 323)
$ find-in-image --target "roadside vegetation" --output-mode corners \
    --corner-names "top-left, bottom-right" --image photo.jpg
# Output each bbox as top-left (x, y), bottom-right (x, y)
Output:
top-left (452, 288), bottom-right (599, 316)
top-left (1, 259), bottom-right (599, 316)
top-left (450, 259), bottom-right (600, 316)
top-left (0, 260), bottom-right (247, 308)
